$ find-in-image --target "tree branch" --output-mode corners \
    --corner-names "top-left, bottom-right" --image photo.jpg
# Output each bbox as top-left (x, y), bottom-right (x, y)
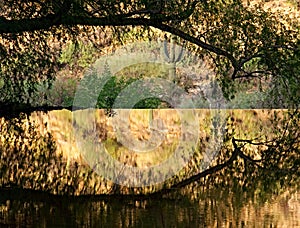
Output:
top-left (0, 13), bottom-right (240, 81)
top-left (0, 103), bottom-right (74, 118)
top-left (0, 15), bottom-right (152, 34)
top-left (152, 22), bottom-right (238, 68)
top-left (150, 138), bottom-right (241, 196)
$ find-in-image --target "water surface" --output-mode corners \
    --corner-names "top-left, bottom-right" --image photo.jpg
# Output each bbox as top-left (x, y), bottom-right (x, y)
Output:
top-left (1, 189), bottom-right (299, 227)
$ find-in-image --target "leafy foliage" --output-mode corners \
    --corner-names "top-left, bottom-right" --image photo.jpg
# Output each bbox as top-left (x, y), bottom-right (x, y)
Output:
top-left (0, 31), bottom-right (58, 104)
top-left (59, 40), bottom-right (98, 69)
top-left (0, 0), bottom-right (299, 107)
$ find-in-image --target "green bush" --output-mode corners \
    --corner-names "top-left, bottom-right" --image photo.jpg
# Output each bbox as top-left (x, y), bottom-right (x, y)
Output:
top-left (96, 75), bottom-right (164, 109)
top-left (59, 40), bottom-right (97, 69)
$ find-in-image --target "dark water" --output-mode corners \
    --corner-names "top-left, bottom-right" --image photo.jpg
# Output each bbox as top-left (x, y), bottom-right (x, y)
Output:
top-left (0, 189), bottom-right (299, 227)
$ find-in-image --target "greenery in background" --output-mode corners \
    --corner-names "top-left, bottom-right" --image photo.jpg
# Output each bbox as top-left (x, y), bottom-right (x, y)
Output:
top-left (79, 62), bottom-right (165, 109)
top-left (55, 44), bottom-right (169, 109)
top-left (59, 40), bottom-right (98, 69)
top-left (46, 37), bottom-right (294, 109)
top-left (0, 0), bottom-right (299, 108)
top-left (96, 75), bottom-right (164, 109)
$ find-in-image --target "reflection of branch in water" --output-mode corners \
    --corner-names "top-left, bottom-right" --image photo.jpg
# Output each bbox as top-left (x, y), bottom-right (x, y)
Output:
top-left (150, 137), bottom-right (265, 196)
top-left (104, 108), bottom-right (117, 117)
top-left (0, 103), bottom-right (74, 118)
top-left (169, 138), bottom-right (240, 189)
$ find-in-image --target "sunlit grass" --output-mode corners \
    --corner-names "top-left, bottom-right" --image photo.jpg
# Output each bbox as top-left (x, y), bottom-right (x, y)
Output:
top-left (37, 109), bottom-right (279, 168)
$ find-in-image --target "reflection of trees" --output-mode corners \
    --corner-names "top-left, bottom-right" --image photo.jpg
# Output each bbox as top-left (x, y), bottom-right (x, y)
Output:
top-left (0, 113), bottom-right (57, 190)
top-left (181, 110), bottom-right (300, 197)
top-left (0, 189), bottom-right (299, 227)
top-left (0, 110), bottom-right (299, 226)
top-left (0, 113), bottom-right (113, 195)
top-left (0, 110), bottom-right (299, 197)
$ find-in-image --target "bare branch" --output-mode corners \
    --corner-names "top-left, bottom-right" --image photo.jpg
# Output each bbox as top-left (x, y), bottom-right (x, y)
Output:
top-left (234, 70), bottom-right (271, 79)
top-left (152, 22), bottom-right (238, 68)
top-left (234, 138), bottom-right (276, 146)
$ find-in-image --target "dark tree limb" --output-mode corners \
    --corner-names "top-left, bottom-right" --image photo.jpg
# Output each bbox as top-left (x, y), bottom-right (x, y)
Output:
top-left (0, 15), bottom-right (152, 33)
top-left (152, 22), bottom-right (238, 68)
top-left (0, 7), bottom-right (238, 72)
top-left (0, 103), bottom-right (73, 118)
top-left (149, 138), bottom-right (241, 196)
top-left (174, 138), bottom-right (240, 187)
top-left (0, 12), bottom-right (241, 86)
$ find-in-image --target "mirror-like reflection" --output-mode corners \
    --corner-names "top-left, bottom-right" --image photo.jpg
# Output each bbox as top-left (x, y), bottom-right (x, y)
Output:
top-left (1, 109), bottom-right (299, 227)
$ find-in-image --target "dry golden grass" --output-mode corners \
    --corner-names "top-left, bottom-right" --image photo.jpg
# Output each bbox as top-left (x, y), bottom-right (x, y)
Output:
top-left (30, 109), bottom-right (282, 171)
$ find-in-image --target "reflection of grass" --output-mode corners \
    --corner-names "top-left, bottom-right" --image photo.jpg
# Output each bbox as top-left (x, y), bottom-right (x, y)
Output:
top-left (1, 109), bottom-right (285, 195)
top-left (104, 138), bottom-right (120, 159)
top-left (45, 109), bottom-right (276, 149)
top-left (104, 109), bottom-right (182, 166)
top-left (45, 109), bottom-right (276, 164)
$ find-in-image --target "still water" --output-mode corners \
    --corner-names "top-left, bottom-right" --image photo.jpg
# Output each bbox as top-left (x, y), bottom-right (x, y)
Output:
top-left (0, 189), bottom-right (299, 227)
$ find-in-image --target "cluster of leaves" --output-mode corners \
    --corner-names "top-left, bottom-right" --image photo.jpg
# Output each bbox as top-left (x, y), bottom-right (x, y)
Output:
top-left (59, 40), bottom-right (98, 70)
top-left (181, 0), bottom-right (300, 105)
top-left (264, 42), bottom-right (300, 108)
top-left (0, 31), bottom-right (59, 104)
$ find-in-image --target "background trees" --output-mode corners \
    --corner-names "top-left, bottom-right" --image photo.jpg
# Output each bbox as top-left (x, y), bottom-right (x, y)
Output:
top-left (0, 0), bottom-right (299, 109)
